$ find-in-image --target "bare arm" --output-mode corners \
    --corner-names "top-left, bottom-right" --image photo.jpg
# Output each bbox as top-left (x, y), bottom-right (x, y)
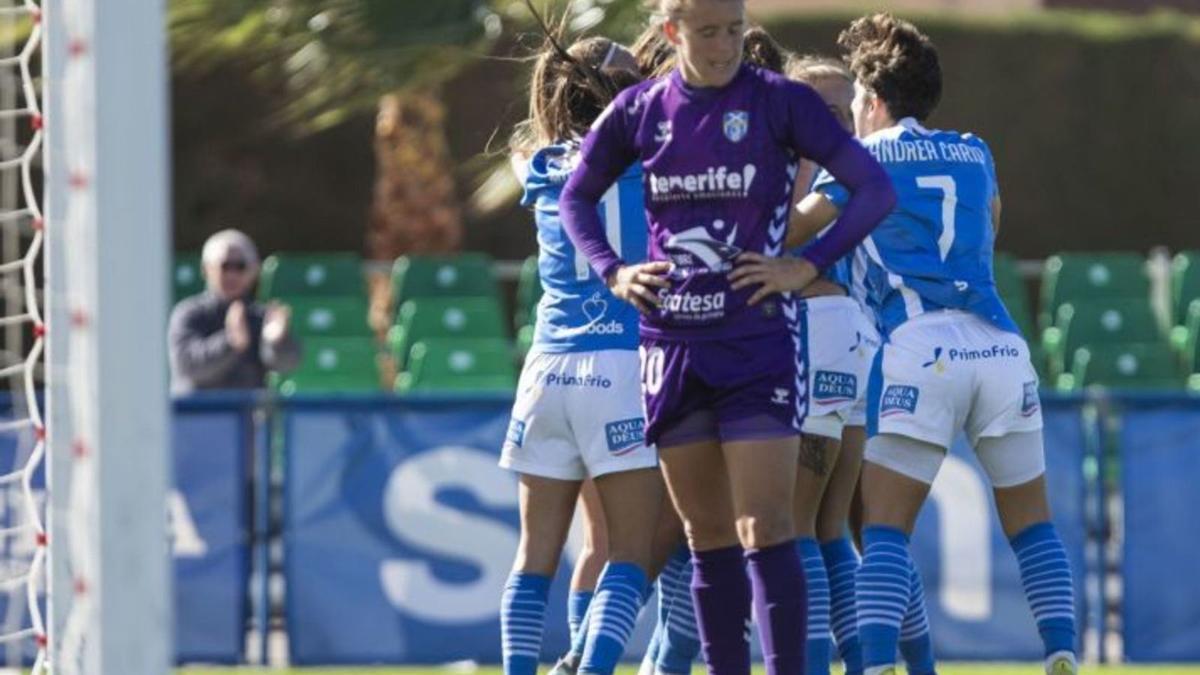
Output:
top-left (785, 192), bottom-right (840, 250)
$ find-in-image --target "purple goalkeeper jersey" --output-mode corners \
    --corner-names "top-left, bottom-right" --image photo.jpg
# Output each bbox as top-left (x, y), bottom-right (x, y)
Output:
top-left (561, 64), bottom-right (895, 342)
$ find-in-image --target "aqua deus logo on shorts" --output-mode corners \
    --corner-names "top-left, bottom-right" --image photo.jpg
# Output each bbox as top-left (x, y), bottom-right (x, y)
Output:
top-left (881, 385), bottom-right (919, 417)
top-left (506, 419), bottom-right (526, 448)
top-left (814, 371), bottom-right (857, 404)
top-left (605, 418), bottom-right (645, 456)
top-left (1021, 381), bottom-right (1040, 417)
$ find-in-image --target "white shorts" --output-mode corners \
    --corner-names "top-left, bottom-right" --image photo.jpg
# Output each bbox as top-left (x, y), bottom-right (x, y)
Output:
top-left (798, 296), bottom-right (880, 440)
top-left (867, 310), bottom-right (1044, 450)
top-left (499, 349), bottom-right (657, 481)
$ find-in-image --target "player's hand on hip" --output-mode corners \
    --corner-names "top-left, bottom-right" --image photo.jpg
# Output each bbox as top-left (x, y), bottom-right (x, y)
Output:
top-left (728, 253), bottom-right (818, 306)
top-left (262, 302), bottom-right (292, 344)
top-left (606, 261), bottom-right (672, 314)
top-left (225, 300), bottom-right (252, 352)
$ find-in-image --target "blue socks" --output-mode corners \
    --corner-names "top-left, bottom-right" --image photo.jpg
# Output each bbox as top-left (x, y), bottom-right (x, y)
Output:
top-left (822, 537), bottom-right (863, 675)
top-left (579, 561), bottom-right (648, 675)
top-left (898, 565), bottom-right (935, 675)
top-left (857, 526), bottom-right (911, 670)
top-left (569, 589), bottom-right (594, 648)
top-left (1011, 522), bottom-right (1077, 658)
top-left (656, 546), bottom-right (700, 674)
top-left (798, 537), bottom-right (832, 675)
top-left (501, 572), bottom-right (551, 675)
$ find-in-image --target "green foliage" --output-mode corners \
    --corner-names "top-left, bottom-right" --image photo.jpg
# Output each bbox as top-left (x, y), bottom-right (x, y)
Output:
top-left (169, 0), bottom-right (648, 134)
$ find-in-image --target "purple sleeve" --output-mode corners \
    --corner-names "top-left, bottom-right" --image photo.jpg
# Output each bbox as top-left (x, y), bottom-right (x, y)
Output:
top-left (800, 139), bottom-right (895, 270)
top-left (560, 96), bottom-right (639, 282)
top-left (769, 79), bottom-right (895, 270)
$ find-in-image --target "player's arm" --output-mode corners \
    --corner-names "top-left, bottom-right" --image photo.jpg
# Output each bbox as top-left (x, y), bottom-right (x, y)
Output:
top-left (772, 82), bottom-right (894, 270)
top-left (991, 194), bottom-right (1002, 236)
top-left (560, 95), bottom-right (669, 313)
top-left (785, 192), bottom-right (840, 249)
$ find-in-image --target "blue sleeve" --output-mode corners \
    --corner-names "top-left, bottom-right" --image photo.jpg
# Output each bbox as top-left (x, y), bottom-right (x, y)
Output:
top-left (813, 166), bottom-right (850, 210)
top-left (560, 94), bottom-right (640, 282)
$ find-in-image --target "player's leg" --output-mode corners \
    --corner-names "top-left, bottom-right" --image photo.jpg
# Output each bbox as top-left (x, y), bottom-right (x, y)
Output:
top-left (566, 349), bottom-right (663, 675)
top-left (820, 423), bottom-right (865, 675)
top-left (504, 474), bottom-right (582, 675)
top-left (500, 352), bottom-right (586, 675)
top-left (579, 466), bottom-right (663, 675)
top-left (553, 481), bottom-right (609, 674)
top-left (967, 317), bottom-right (1077, 675)
top-left (724, 433), bottom-right (805, 675)
top-left (898, 563), bottom-right (936, 675)
top-left (647, 506), bottom-right (699, 675)
top-left (978, 432), bottom-right (1078, 675)
top-left (658, 433), bottom-right (748, 675)
top-left (795, 431), bottom-right (839, 675)
top-left (857, 441), bottom-right (938, 675)
top-left (714, 326), bottom-right (809, 675)
top-left (857, 316), bottom-right (968, 675)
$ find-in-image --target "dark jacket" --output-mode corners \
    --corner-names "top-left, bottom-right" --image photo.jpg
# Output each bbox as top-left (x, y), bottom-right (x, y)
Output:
top-left (168, 291), bottom-right (301, 394)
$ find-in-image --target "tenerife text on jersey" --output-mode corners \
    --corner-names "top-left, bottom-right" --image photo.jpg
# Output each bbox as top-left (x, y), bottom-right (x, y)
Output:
top-left (647, 164), bottom-right (757, 202)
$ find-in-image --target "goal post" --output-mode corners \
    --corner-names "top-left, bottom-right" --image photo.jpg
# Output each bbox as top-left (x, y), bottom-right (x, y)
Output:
top-left (43, 0), bottom-right (172, 673)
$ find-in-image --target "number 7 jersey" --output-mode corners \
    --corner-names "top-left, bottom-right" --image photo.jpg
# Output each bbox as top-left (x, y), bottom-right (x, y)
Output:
top-left (814, 117), bottom-right (1017, 338)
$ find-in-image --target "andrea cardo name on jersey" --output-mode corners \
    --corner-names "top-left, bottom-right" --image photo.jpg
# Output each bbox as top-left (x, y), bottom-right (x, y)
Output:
top-left (867, 138), bottom-right (987, 166)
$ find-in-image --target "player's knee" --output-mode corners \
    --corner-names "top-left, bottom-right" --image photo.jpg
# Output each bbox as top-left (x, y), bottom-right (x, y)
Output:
top-left (514, 541), bottom-right (562, 577)
top-left (736, 511), bottom-right (794, 550)
top-left (683, 515), bottom-right (739, 551)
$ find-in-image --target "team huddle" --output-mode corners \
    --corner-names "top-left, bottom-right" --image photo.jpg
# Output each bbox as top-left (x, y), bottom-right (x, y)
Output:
top-left (500, 2), bottom-right (1078, 675)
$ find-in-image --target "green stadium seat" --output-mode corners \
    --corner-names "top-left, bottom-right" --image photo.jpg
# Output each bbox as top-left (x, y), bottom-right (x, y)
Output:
top-left (389, 296), bottom-right (507, 367)
top-left (515, 255), bottom-right (542, 328)
top-left (1171, 250), bottom-right (1200, 327)
top-left (1170, 299), bottom-right (1200, 374)
top-left (286, 296), bottom-right (371, 337)
top-left (1041, 299), bottom-right (1164, 376)
top-left (391, 253), bottom-right (497, 310)
top-left (258, 252), bottom-right (364, 299)
top-left (276, 337), bottom-right (379, 393)
top-left (1039, 252), bottom-right (1148, 331)
top-left (395, 338), bottom-right (516, 393)
top-left (993, 252), bottom-right (1036, 340)
top-left (1058, 342), bottom-right (1183, 391)
top-left (173, 253), bottom-right (204, 301)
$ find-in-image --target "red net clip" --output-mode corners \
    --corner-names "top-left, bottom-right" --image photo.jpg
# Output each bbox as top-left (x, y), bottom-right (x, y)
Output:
top-left (31, 216), bottom-right (44, 231)
top-left (29, 8), bottom-right (41, 25)
top-left (70, 308), bottom-right (88, 328)
top-left (73, 577), bottom-right (87, 595)
top-left (30, 113), bottom-right (42, 132)
top-left (35, 532), bottom-right (46, 547)
top-left (33, 425), bottom-right (44, 441)
top-left (68, 171), bottom-right (88, 190)
top-left (72, 439), bottom-right (88, 459)
top-left (68, 38), bottom-right (87, 58)
top-left (35, 633), bottom-right (46, 647)
top-left (33, 323), bottom-right (45, 338)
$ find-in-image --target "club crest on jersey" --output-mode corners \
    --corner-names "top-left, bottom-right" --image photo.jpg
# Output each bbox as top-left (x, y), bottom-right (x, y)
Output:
top-left (723, 110), bottom-right (749, 143)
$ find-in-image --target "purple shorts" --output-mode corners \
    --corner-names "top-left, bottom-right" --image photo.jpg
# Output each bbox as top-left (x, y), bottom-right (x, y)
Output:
top-left (640, 329), bottom-right (804, 447)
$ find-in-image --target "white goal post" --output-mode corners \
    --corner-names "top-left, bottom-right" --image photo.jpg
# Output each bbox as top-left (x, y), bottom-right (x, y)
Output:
top-left (42, 0), bottom-right (172, 673)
